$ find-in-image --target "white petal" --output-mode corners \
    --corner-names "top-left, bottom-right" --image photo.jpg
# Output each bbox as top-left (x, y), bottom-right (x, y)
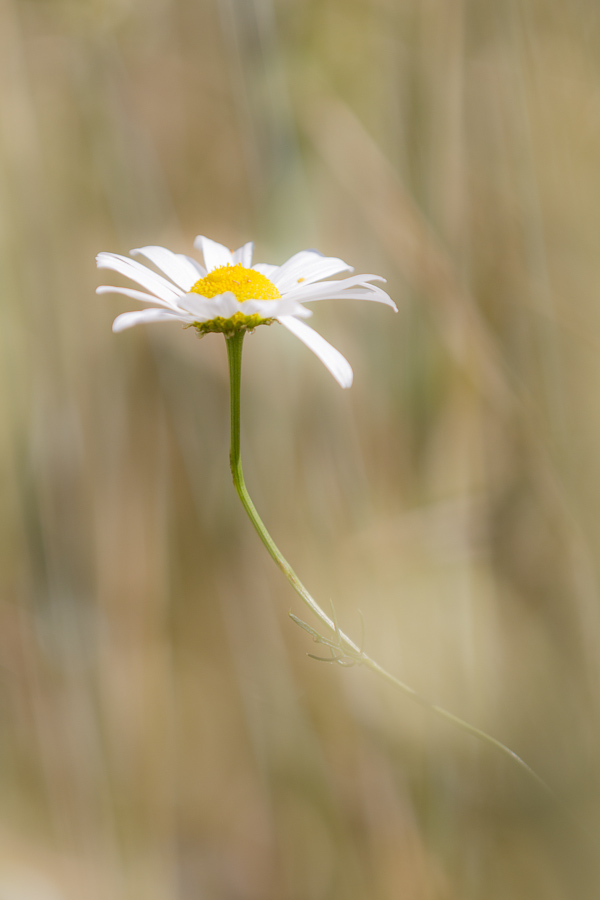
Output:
top-left (213, 292), bottom-right (241, 318)
top-left (130, 246), bottom-right (203, 291)
top-left (320, 288), bottom-right (397, 309)
top-left (242, 297), bottom-right (313, 318)
top-left (277, 316), bottom-right (353, 388)
top-left (180, 255), bottom-right (206, 277)
top-left (180, 291), bottom-right (268, 322)
top-left (193, 236), bottom-right (234, 271)
top-left (283, 275), bottom-right (397, 310)
top-left (273, 250), bottom-right (353, 292)
top-left (180, 292), bottom-right (312, 322)
top-left (232, 242), bottom-right (254, 267)
top-left (180, 291), bottom-right (241, 320)
top-left (96, 285), bottom-right (179, 309)
top-left (96, 253), bottom-right (181, 303)
top-left (112, 308), bottom-right (192, 333)
top-left (252, 262), bottom-right (280, 279)
top-left (178, 294), bottom-right (221, 321)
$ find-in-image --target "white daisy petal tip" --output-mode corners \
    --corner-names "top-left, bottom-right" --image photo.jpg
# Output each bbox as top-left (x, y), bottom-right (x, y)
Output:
top-left (97, 235), bottom-right (394, 385)
top-left (277, 316), bottom-right (354, 389)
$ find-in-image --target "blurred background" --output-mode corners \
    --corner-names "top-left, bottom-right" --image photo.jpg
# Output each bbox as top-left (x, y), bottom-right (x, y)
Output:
top-left (2, 0), bottom-right (600, 897)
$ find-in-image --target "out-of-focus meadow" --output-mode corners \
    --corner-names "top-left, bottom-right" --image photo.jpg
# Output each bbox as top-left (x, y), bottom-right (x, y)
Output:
top-left (3, 0), bottom-right (600, 896)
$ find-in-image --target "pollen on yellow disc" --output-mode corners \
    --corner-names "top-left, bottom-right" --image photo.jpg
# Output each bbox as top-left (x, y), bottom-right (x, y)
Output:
top-left (191, 264), bottom-right (281, 302)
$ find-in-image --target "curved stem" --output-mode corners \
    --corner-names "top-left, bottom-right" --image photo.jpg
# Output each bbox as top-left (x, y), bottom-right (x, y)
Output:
top-left (227, 331), bottom-right (353, 642)
top-left (225, 331), bottom-right (551, 794)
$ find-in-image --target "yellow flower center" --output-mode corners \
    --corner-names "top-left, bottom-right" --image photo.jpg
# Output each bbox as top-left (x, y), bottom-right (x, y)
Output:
top-left (191, 264), bottom-right (281, 302)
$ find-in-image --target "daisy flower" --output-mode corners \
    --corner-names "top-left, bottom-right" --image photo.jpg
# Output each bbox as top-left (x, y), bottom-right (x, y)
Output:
top-left (96, 235), bottom-right (396, 388)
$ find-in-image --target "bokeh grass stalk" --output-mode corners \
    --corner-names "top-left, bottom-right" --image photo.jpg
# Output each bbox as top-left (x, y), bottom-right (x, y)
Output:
top-left (226, 330), bottom-right (549, 794)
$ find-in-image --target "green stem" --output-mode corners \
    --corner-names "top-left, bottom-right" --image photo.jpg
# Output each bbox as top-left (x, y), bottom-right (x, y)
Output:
top-left (227, 331), bottom-right (341, 634)
top-left (225, 331), bottom-right (550, 794)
